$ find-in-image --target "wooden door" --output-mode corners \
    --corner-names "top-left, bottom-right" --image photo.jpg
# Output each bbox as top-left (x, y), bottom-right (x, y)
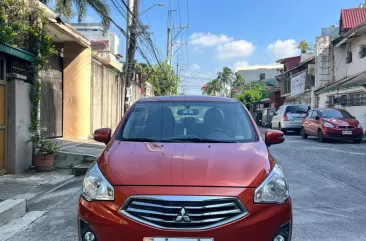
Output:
top-left (0, 58), bottom-right (6, 172)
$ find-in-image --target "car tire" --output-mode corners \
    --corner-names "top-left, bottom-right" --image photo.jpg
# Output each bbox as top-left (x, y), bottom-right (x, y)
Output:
top-left (280, 124), bottom-right (286, 134)
top-left (353, 139), bottom-right (362, 144)
top-left (301, 127), bottom-right (308, 139)
top-left (318, 129), bottom-right (326, 143)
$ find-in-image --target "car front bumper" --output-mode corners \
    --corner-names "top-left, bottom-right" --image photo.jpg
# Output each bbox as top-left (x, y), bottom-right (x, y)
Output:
top-left (78, 186), bottom-right (292, 241)
top-left (323, 127), bottom-right (363, 140)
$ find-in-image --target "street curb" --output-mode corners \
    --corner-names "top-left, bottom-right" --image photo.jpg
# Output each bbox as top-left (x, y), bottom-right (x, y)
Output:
top-left (12, 174), bottom-right (75, 204)
top-left (0, 199), bottom-right (26, 227)
top-left (0, 175), bottom-right (75, 227)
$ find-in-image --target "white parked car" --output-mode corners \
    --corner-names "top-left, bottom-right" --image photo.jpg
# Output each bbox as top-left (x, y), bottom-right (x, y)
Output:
top-left (271, 104), bottom-right (310, 134)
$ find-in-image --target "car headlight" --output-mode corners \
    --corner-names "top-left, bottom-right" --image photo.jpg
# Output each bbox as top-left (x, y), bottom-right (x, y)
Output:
top-left (324, 122), bottom-right (334, 128)
top-left (357, 123), bottom-right (362, 128)
top-left (82, 162), bottom-right (114, 201)
top-left (254, 164), bottom-right (289, 204)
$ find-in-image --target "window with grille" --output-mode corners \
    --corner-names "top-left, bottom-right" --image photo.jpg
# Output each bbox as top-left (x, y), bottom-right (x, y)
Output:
top-left (346, 50), bottom-right (352, 64)
top-left (327, 92), bottom-right (366, 107)
top-left (348, 92), bottom-right (366, 106)
top-left (327, 95), bottom-right (335, 107)
top-left (359, 45), bottom-right (366, 59)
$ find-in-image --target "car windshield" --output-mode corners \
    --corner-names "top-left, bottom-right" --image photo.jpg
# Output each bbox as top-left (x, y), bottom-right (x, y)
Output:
top-left (319, 109), bottom-right (353, 119)
top-left (285, 106), bottom-right (309, 114)
top-left (118, 101), bottom-right (257, 143)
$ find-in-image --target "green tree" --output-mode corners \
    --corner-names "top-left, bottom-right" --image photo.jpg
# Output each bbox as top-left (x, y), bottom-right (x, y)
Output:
top-left (141, 62), bottom-right (179, 96)
top-left (232, 72), bottom-right (245, 88)
top-left (235, 82), bottom-right (269, 104)
top-left (298, 40), bottom-right (309, 53)
top-left (206, 79), bottom-right (222, 96)
top-left (40, 0), bottom-right (111, 30)
top-left (217, 67), bottom-right (234, 87)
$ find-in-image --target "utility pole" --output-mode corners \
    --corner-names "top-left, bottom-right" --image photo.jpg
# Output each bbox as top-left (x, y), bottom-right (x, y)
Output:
top-left (124, 0), bottom-right (140, 114)
top-left (166, 10), bottom-right (189, 67)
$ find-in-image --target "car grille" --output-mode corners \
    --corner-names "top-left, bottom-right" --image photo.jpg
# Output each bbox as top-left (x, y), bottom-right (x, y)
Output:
top-left (327, 132), bottom-right (362, 138)
top-left (120, 195), bottom-right (248, 230)
top-left (337, 126), bottom-right (355, 129)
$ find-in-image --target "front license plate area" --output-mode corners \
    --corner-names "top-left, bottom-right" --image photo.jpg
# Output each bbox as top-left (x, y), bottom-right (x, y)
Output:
top-left (342, 131), bottom-right (352, 135)
top-left (153, 238), bottom-right (213, 241)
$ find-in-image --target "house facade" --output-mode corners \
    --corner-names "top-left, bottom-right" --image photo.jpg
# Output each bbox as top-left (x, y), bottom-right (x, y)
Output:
top-left (237, 65), bottom-right (283, 85)
top-left (315, 9), bottom-right (366, 132)
top-left (276, 55), bottom-right (316, 106)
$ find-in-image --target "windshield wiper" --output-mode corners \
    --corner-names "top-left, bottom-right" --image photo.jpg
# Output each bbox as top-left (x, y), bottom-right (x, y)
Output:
top-left (167, 138), bottom-right (238, 143)
top-left (121, 137), bottom-right (161, 142)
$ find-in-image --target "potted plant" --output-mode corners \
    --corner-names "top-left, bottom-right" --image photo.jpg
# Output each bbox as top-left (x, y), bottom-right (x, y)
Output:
top-left (31, 134), bottom-right (60, 172)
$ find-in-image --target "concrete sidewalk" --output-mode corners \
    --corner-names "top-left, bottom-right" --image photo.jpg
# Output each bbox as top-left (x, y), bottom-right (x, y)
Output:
top-left (0, 170), bottom-right (74, 228)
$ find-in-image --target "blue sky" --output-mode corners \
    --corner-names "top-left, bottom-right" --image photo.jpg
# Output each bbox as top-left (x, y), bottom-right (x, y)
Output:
top-left (70, 0), bottom-right (363, 94)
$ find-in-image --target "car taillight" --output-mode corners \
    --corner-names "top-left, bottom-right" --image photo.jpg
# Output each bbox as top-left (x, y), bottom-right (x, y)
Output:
top-left (283, 113), bottom-right (288, 121)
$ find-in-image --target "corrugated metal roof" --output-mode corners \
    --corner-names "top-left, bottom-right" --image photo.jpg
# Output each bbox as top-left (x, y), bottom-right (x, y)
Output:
top-left (341, 8), bottom-right (366, 29)
top-left (315, 71), bottom-right (366, 94)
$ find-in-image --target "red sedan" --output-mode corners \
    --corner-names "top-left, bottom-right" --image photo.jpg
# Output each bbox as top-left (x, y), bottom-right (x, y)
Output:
top-left (78, 96), bottom-right (292, 241)
top-left (301, 108), bottom-right (363, 143)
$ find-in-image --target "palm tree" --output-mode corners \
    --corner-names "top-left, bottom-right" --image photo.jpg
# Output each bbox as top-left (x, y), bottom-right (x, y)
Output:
top-left (232, 72), bottom-right (245, 88)
top-left (206, 79), bottom-right (222, 96)
top-left (217, 67), bottom-right (233, 96)
top-left (40, 0), bottom-right (111, 30)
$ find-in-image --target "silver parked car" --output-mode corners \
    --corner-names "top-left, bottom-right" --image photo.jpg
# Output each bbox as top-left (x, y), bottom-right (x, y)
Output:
top-left (271, 104), bottom-right (310, 133)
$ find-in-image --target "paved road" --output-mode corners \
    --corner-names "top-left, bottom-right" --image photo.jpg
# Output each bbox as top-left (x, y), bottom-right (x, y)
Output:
top-left (4, 130), bottom-right (366, 241)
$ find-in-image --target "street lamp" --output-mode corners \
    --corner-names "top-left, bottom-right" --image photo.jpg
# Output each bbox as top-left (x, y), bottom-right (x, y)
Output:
top-left (139, 3), bottom-right (164, 16)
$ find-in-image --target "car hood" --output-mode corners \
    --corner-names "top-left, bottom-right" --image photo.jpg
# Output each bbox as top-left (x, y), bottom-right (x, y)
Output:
top-left (323, 118), bottom-right (359, 126)
top-left (98, 141), bottom-right (274, 187)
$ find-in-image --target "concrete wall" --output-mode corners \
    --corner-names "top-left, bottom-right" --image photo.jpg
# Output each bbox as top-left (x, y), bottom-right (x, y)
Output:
top-left (334, 35), bottom-right (366, 81)
top-left (318, 86), bottom-right (366, 132)
top-left (7, 74), bottom-right (33, 173)
top-left (63, 43), bottom-right (92, 140)
top-left (91, 59), bottom-right (124, 133)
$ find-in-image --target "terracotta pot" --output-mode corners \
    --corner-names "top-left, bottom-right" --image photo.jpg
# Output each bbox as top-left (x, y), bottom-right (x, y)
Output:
top-left (34, 154), bottom-right (55, 172)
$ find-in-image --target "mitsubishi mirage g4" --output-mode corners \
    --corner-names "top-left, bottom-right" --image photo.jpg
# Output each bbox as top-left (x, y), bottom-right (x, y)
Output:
top-left (78, 95), bottom-right (292, 241)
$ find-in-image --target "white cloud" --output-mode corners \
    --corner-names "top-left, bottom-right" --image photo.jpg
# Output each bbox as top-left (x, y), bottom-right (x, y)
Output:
top-left (267, 39), bottom-right (299, 59)
top-left (234, 61), bottom-right (249, 71)
top-left (191, 63), bottom-right (201, 70)
top-left (190, 32), bottom-right (233, 47)
top-left (217, 40), bottom-right (255, 59)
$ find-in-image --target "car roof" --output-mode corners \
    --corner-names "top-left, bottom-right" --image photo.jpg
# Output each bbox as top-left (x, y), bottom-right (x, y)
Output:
top-left (311, 108), bottom-right (345, 111)
top-left (138, 95), bottom-right (239, 103)
top-left (282, 104), bottom-right (309, 107)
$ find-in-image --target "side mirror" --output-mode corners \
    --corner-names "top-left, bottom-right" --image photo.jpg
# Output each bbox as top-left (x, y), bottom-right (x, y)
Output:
top-left (93, 128), bottom-right (112, 145)
top-left (273, 112), bottom-right (278, 116)
top-left (315, 116), bottom-right (320, 121)
top-left (265, 129), bottom-right (285, 147)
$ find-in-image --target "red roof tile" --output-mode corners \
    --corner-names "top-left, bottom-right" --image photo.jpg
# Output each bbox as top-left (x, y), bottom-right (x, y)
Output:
top-left (341, 8), bottom-right (366, 30)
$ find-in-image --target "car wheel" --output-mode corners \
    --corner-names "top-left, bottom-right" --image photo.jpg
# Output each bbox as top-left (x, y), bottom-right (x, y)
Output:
top-left (318, 129), bottom-right (326, 143)
top-left (353, 139), bottom-right (362, 144)
top-left (301, 127), bottom-right (308, 139)
top-left (280, 124), bottom-right (286, 134)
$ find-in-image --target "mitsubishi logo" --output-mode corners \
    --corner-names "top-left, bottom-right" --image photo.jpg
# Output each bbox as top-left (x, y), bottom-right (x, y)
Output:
top-left (175, 208), bottom-right (191, 222)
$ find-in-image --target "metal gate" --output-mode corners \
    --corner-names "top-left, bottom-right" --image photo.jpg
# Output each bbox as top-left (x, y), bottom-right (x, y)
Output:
top-left (40, 55), bottom-right (63, 138)
top-left (0, 58), bottom-right (6, 172)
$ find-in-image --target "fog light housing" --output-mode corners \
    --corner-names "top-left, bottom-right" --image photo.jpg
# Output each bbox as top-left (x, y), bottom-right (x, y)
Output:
top-left (79, 218), bottom-right (97, 241)
top-left (84, 232), bottom-right (96, 241)
top-left (273, 234), bottom-right (285, 241)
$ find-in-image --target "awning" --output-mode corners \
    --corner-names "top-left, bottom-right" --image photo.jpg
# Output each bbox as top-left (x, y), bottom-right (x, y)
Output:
top-left (0, 44), bottom-right (35, 62)
top-left (315, 71), bottom-right (366, 94)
